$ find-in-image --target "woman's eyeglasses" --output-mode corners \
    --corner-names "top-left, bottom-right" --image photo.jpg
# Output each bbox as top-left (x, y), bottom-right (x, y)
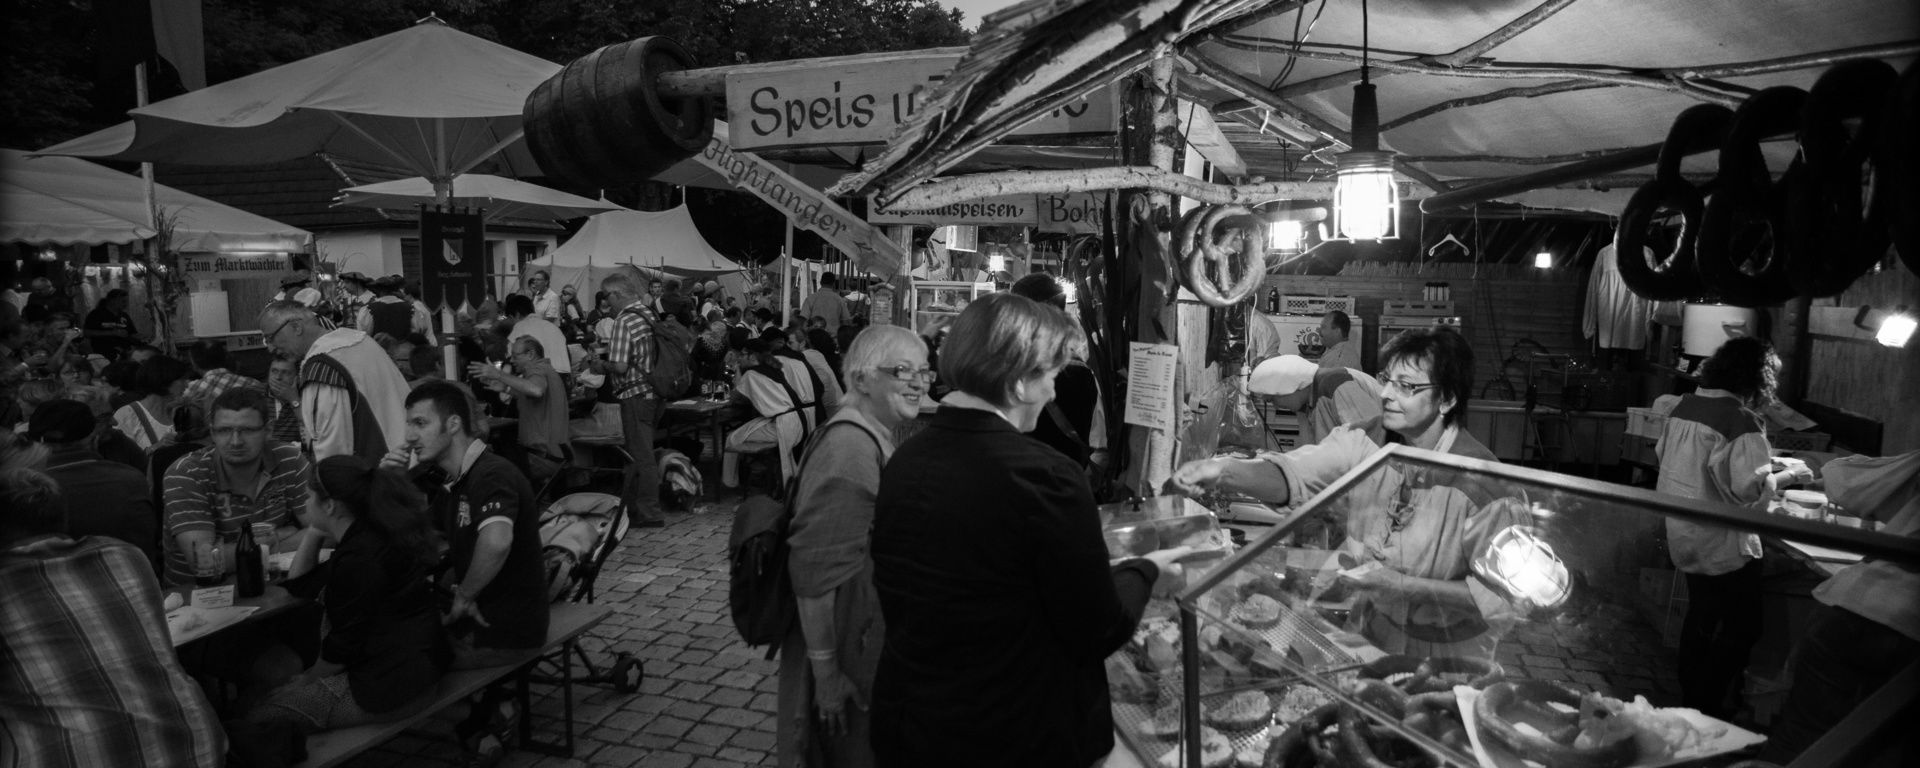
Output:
top-left (874, 365), bottom-right (937, 384)
top-left (1381, 378), bottom-right (1440, 397)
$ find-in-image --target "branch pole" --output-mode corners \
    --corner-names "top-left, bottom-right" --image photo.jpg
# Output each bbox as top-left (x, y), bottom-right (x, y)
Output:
top-left (1380, 80), bottom-right (1609, 132)
top-left (1432, 0), bottom-right (1582, 67)
top-left (887, 167), bottom-right (1342, 209)
top-left (1417, 143), bottom-right (1664, 212)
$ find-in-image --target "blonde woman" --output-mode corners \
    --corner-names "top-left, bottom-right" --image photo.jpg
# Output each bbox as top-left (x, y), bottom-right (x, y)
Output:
top-left (777, 326), bottom-right (929, 768)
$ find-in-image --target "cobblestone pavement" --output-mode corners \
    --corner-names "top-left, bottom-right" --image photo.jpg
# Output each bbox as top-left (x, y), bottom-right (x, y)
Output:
top-left (349, 495), bottom-right (780, 768)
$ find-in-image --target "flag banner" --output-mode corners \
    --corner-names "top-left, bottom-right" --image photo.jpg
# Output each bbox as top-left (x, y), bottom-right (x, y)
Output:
top-left (419, 209), bottom-right (488, 312)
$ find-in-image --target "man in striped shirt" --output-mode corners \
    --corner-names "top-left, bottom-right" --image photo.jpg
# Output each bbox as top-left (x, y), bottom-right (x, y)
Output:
top-left (161, 388), bottom-right (309, 585)
top-left (1, 466), bottom-right (227, 767)
top-left (589, 272), bottom-right (665, 527)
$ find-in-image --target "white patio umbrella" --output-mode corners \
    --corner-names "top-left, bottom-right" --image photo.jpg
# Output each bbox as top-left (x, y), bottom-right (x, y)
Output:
top-left (334, 173), bottom-right (627, 222)
top-left (37, 17), bottom-right (560, 202)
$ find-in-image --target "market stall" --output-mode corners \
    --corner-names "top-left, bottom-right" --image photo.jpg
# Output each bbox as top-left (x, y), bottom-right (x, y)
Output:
top-left (1, 148), bottom-right (311, 347)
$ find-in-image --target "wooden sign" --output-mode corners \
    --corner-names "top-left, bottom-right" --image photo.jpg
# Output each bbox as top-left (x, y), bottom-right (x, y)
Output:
top-left (697, 122), bottom-right (905, 278)
top-left (1035, 192), bottom-right (1110, 234)
top-left (867, 194), bottom-right (1038, 225)
top-left (727, 52), bottom-right (1115, 151)
top-left (181, 254), bottom-right (290, 280)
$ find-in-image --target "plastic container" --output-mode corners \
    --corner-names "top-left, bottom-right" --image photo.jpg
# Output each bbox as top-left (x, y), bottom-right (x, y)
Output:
top-left (1781, 490), bottom-right (1828, 520)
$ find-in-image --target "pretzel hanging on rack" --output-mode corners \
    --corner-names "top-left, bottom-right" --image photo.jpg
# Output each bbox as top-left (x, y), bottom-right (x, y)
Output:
top-left (1174, 204), bottom-right (1268, 308)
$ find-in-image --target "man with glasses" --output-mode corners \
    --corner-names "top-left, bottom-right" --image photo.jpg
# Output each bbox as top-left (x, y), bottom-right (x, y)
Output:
top-left (524, 270), bottom-right (562, 322)
top-left (266, 356), bottom-right (303, 444)
top-left (260, 301), bottom-right (410, 463)
top-left (1172, 328), bottom-right (1533, 657)
top-left (470, 335), bottom-right (568, 486)
top-left (161, 388), bottom-right (308, 586)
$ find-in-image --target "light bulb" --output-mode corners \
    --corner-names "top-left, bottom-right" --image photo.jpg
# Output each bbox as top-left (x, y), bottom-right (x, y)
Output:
top-left (1268, 220), bottom-right (1304, 252)
top-left (988, 254), bottom-right (1006, 272)
top-left (1058, 279), bottom-right (1077, 304)
top-left (1333, 152), bottom-right (1397, 241)
top-left (1877, 312), bottom-right (1916, 348)
top-left (1534, 252), bottom-right (1552, 269)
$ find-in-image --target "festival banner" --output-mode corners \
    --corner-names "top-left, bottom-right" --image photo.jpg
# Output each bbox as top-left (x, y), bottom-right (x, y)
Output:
top-left (418, 209), bottom-right (488, 311)
top-left (726, 51), bottom-right (1115, 151)
top-left (696, 122), bottom-right (905, 278)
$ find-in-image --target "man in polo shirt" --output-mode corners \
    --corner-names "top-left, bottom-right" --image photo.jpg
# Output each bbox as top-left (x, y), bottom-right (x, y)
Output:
top-left (588, 272), bottom-right (665, 527)
top-left (387, 381), bottom-right (547, 749)
top-left (162, 388), bottom-right (309, 585)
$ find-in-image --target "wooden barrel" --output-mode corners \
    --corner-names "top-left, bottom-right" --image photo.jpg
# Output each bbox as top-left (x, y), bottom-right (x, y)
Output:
top-left (523, 36), bottom-right (714, 189)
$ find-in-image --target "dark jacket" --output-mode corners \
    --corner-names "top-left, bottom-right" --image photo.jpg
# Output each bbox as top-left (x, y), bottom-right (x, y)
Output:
top-left (1028, 360), bottom-right (1098, 468)
top-left (870, 407), bottom-right (1157, 768)
top-left (44, 444), bottom-right (160, 573)
top-left (422, 448), bottom-right (550, 650)
top-left (283, 521), bottom-right (449, 713)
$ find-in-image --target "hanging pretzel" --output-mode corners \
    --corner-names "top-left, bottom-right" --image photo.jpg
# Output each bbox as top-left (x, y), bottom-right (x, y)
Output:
top-left (1174, 204), bottom-right (1268, 308)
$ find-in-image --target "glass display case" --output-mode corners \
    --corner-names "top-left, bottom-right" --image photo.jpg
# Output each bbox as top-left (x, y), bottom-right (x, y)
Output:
top-left (1109, 445), bottom-right (1920, 768)
top-left (908, 279), bottom-right (994, 337)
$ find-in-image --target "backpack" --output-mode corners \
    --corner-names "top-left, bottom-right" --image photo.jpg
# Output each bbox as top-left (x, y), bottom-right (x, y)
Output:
top-left (649, 316), bottom-right (696, 400)
top-left (728, 420), bottom-right (882, 657)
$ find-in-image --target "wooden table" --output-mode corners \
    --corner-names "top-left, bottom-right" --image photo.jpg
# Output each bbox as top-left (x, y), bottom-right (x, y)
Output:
top-left (165, 584), bottom-right (303, 648)
top-left (666, 398), bottom-right (745, 497)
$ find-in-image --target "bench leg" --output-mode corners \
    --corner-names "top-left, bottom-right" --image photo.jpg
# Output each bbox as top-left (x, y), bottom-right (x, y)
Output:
top-left (515, 639), bottom-right (577, 758)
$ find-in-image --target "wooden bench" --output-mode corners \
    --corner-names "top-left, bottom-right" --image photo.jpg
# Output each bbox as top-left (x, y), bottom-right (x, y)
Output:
top-left (293, 602), bottom-right (614, 768)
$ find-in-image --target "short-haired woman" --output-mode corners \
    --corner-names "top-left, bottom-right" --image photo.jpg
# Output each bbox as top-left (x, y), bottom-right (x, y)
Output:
top-left (1657, 336), bottom-right (1810, 717)
top-left (1172, 328), bottom-right (1540, 658)
top-left (249, 455), bottom-right (448, 731)
top-left (777, 325), bottom-right (929, 768)
top-left (869, 293), bottom-right (1187, 767)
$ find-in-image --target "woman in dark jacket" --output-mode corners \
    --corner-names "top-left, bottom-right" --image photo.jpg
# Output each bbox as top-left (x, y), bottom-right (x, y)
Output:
top-left (249, 455), bottom-right (449, 730)
top-left (869, 293), bottom-right (1186, 768)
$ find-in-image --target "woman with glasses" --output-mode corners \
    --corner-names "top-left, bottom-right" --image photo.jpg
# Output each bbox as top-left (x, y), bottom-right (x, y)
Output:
top-left (776, 326), bottom-right (929, 768)
top-left (869, 293), bottom-right (1190, 768)
top-left (1172, 328), bottom-right (1536, 658)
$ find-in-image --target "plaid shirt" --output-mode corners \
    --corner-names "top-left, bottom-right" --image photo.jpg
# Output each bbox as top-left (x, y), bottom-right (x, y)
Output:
top-left (0, 536), bottom-right (226, 767)
top-left (607, 304), bottom-right (656, 400)
top-left (182, 368), bottom-right (264, 408)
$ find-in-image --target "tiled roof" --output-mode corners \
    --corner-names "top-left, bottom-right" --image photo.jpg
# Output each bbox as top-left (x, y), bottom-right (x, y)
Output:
top-left (155, 155), bottom-right (562, 232)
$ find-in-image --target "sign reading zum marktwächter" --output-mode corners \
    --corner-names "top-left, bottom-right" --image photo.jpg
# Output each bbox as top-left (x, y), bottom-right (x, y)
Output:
top-left (182, 254), bottom-right (289, 278)
top-left (726, 50), bottom-right (1115, 151)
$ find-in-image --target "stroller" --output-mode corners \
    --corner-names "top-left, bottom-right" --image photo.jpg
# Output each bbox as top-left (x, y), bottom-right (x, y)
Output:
top-left (534, 492), bottom-right (643, 693)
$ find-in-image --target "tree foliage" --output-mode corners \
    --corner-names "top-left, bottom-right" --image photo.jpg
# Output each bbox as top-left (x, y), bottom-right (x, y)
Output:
top-left (2, 0), bottom-right (970, 150)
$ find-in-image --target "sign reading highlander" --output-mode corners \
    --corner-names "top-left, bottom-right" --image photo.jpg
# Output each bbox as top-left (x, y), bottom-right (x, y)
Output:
top-left (726, 50), bottom-right (1114, 151)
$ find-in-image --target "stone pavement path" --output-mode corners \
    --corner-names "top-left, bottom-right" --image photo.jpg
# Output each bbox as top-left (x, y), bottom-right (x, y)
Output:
top-left (348, 496), bottom-right (779, 768)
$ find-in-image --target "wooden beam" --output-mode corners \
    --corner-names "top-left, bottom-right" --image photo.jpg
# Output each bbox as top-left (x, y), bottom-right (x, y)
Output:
top-left (884, 167), bottom-right (1340, 209)
top-left (1185, 53), bottom-right (1351, 149)
top-left (1432, 0), bottom-right (1582, 67)
top-left (1380, 80), bottom-right (1611, 132)
top-left (1178, 98), bottom-right (1247, 177)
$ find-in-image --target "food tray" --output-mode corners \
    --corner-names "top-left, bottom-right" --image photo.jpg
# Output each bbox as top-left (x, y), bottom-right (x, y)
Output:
top-left (1110, 604), bottom-right (1363, 767)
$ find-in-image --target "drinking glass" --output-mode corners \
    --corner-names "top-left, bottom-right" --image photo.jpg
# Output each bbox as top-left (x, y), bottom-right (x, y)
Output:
top-left (193, 540), bottom-right (226, 587)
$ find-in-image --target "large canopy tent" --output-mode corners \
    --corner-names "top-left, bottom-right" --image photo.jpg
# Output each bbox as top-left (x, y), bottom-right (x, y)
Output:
top-left (1, 149), bottom-right (310, 252)
top-left (832, 0), bottom-right (1917, 216)
top-left (526, 206), bottom-right (749, 298)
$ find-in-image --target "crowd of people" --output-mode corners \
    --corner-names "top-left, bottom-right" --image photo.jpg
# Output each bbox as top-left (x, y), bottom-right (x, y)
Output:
top-left (0, 262), bottom-right (914, 766)
top-left (6, 258), bottom-right (1911, 768)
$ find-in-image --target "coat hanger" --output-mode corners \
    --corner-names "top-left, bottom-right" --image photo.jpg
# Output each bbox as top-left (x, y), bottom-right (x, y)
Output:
top-left (1428, 233), bottom-right (1471, 258)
